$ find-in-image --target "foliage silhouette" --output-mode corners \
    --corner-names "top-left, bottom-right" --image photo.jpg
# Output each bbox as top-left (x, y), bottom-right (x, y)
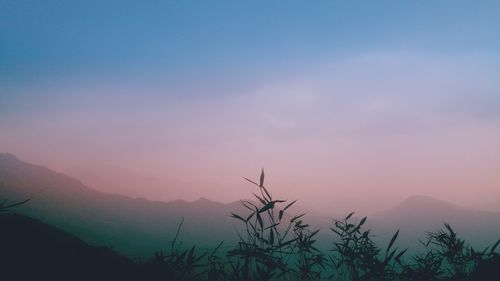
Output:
top-left (329, 212), bottom-right (406, 281)
top-left (0, 198), bottom-right (30, 212)
top-left (227, 169), bottom-right (326, 280)
top-left (1, 170), bottom-right (499, 281)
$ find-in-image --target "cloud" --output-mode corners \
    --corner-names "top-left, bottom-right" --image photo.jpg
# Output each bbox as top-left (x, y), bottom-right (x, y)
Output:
top-left (1, 51), bottom-right (499, 211)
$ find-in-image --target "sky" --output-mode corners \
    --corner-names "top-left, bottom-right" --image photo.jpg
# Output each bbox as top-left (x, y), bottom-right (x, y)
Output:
top-left (1, 0), bottom-right (499, 214)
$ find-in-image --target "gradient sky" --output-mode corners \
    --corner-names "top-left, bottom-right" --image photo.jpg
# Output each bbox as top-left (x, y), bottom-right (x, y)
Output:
top-left (1, 0), bottom-right (499, 213)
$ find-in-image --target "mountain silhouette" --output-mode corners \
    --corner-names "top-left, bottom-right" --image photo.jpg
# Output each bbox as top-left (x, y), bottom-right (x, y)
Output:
top-left (0, 213), bottom-right (141, 281)
top-left (64, 163), bottom-right (195, 201)
top-left (0, 153), bottom-right (244, 257)
top-left (371, 195), bottom-right (500, 252)
top-left (1, 153), bottom-right (499, 258)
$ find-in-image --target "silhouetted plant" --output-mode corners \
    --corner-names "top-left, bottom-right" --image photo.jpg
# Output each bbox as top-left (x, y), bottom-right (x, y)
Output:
top-left (401, 250), bottom-right (445, 281)
top-left (290, 222), bottom-right (326, 281)
top-left (329, 212), bottom-right (406, 281)
top-left (411, 223), bottom-right (500, 281)
top-left (4, 170), bottom-right (500, 281)
top-left (396, 223), bottom-right (500, 281)
top-left (201, 240), bottom-right (223, 281)
top-left (144, 218), bottom-right (207, 281)
top-left (427, 223), bottom-right (471, 280)
top-left (0, 198), bottom-right (30, 212)
top-left (228, 170), bottom-right (326, 281)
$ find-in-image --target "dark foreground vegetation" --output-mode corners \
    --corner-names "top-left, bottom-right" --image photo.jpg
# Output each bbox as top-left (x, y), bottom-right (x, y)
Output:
top-left (1, 171), bottom-right (499, 281)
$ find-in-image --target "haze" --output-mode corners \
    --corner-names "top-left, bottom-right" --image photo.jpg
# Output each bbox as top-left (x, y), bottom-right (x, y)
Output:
top-left (1, 0), bottom-right (499, 214)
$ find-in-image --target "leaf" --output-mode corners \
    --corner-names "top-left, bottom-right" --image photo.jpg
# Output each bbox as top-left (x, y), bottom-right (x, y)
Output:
top-left (283, 200), bottom-right (297, 211)
top-left (246, 212), bottom-right (255, 222)
top-left (386, 229), bottom-right (400, 256)
top-left (188, 246), bottom-right (196, 260)
top-left (259, 169), bottom-right (265, 187)
top-left (231, 213), bottom-right (247, 223)
top-left (278, 210), bottom-right (284, 221)
top-left (291, 213), bottom-right (306, 223)
top-left (210, 241), bottom-right (224, 256)
top-left (444, 223), bottom-right (455, 236)
top-left (253, 193), bottom-right (267, 205)
top-left (259, 202), bottom-right (275, 213)
top-left (241, 200), bottom-right (256, 211)
top-left (358, 216), bottom-right (367, 226)
top-left (280, 237), bottom-right (299, 247)
top-left (262, 186), bottom-right (272, 201)
top-left (384, 249), bottom-right (396, 264)
top-left (269, 228), bottom-right (274, 244)
top-left (0, 198), bottom-right (31, 211)
top-left (491, 238), bottom-right (500, 254)
top-left (329, 227), bottom-right (341, 237)
top-left (345, 212), bottom-right (355, 220)
top-left (395, 248), bottom-right (408, 263)
top-left (243, 177), bottom-right (259, 186)
top-left (310, 229), bottom-right (320, 238)
top-left (257, 211), bottom-right (263, 229)
top-left (263, 222), bottom-right (280, 230)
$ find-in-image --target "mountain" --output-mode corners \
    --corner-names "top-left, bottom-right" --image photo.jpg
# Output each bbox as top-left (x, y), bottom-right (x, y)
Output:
top-left (0, 213), bottom-right (141, 281)
top-left (64, 164), bottom-right (194, 201)
top-left (0, 153), bottom-right (245, 257)
top-left (370, 195), bottom-right (500, 252)
top-left (1, 153), bottom-right (499, 258)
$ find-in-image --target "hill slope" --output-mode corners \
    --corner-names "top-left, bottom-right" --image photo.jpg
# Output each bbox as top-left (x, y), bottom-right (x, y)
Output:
top-left (0, 213), bottom-right (140, 281)
top-left (1, 153), bottom-right (499, 257)
top-left (0, 153), bottom-right (244, 257)
top-left (64, 163), bottom-right (194, 201)
top-left (371, 195), bottom-right (500, 252)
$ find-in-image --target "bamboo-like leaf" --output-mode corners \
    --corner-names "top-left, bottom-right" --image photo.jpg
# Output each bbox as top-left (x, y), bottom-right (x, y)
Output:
top-left (291, 213), bottom-right (306, 223)
top-left (243, 177), bottom-right (259, 186)
top-left (283, 199), bottom-right (297, 211)
top-left (395, 248), bottom-right (408, 263)
top-left (246, 212), bottom-right (255, 222)
top-left (188, 246), bottom-right (196, 260)
top-left (241, 200), bottom-right (256, 211)
top-left (345, 212), bottom-right (355, 220)
top-left (231, 213), bottom-right (247, 223)
top-left (386, 229), bottom-right (400, 256)
top-left (259, 201), bottom-right (275, 213)
top-left (444, 223), bottom-right (455, 236)
top-left (259, 169), bottom-right (265, 187)
top-left (263, 222), bottom-right (280, 231)
top-left (210, 240), bottom-right (224, 256)
top-left (262, 186), bottom-right (272, 201)
top-left (491, 238), bottom-right (500, 254)
top-left (253, 193), bottom-right (267, 205)
top-left (310, 229), bottom-right (320, 238)
top-left (384, 249), bottom-right (396, 264)
top-left (280, 237), bottom-right (299, 247)
top-left (257, 211), bottom-right (263, 229)
top-left (0, 198), bottom-right (31, 211)
top-left (278, 210), bottom-right (284, 221)
top-left (329, 227), bottom-right (341, 237)
top-left (359, 216), bottom-right (367, 226)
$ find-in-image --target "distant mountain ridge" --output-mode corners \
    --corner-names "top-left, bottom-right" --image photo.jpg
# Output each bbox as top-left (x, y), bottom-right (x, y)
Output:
top-left (1, 153), bottom-right (499, 257)
top-left (0, 153), bottom-right (245, 257)
top-left (371, 195), bottom-right (500, 252)
top-left (64, 163), bottom-right (195, 201)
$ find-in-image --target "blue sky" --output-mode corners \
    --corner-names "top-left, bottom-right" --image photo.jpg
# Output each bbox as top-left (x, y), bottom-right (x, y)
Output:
top-left (1, 1), bottom-right (499, 211)
top-left (1, 0), bottom-right (499, 84)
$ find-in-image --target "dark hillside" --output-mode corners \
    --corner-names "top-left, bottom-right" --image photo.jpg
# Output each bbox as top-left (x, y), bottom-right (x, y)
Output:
top-left (0, 213), bottom-right (140, 281)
